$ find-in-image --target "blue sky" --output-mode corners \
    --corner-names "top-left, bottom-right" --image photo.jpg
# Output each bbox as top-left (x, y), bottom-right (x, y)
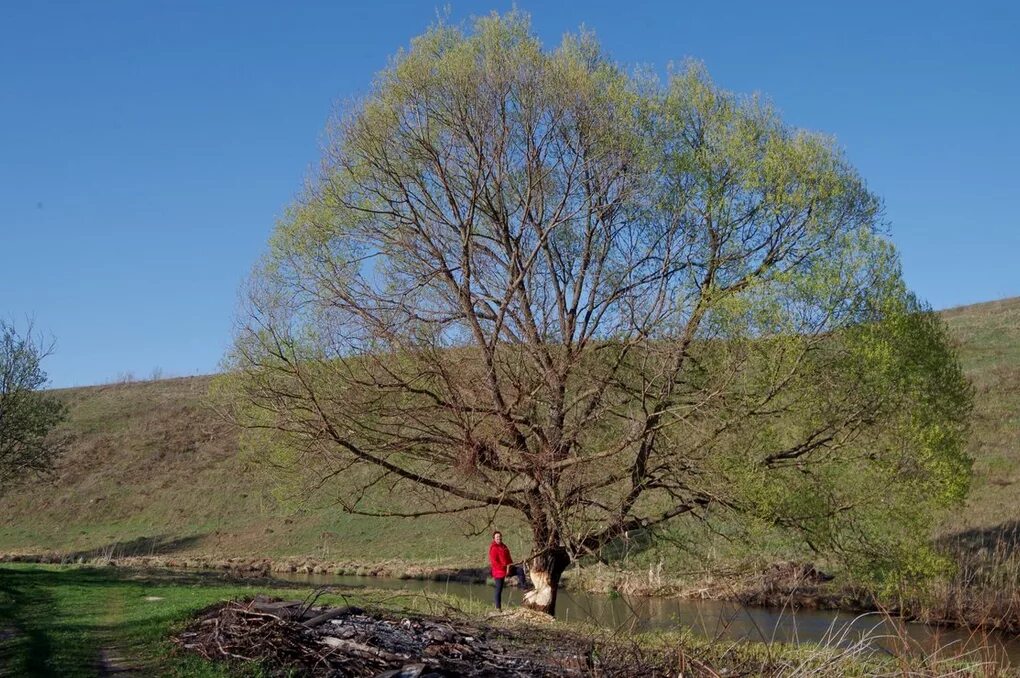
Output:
top-left (2, 1), bottom-right (1017, 388)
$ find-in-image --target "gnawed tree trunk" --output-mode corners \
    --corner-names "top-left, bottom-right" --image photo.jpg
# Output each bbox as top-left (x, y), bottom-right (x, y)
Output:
top-left (522, 546), bottom-right (570, 616)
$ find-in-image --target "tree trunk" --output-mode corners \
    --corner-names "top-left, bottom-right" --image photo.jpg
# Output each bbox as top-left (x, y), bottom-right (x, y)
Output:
top-left (521, 546), bottom-right (570, 616)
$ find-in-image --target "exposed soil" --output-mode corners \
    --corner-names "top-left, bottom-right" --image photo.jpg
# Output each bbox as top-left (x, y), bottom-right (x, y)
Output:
top-left (96, 646), bottom-right (143, 676)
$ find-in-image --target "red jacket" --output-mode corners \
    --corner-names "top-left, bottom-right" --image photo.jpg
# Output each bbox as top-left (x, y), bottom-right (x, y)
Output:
top-left (488, 541), bottom-right (513, 578)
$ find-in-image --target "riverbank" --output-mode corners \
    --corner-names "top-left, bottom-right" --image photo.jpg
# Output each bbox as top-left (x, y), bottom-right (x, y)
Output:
top-left (0, 550), bottom-right (851, 602)
top-left (0, 550), bottom-right (490, 583)
top-left (1, 564), bottom-right (1014, 677)
top-left (5, 547), bottom-right (1018, 639)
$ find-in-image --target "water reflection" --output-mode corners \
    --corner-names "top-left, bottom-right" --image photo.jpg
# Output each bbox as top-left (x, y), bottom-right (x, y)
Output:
top-left (271, 571), bottom-right (1019, 665)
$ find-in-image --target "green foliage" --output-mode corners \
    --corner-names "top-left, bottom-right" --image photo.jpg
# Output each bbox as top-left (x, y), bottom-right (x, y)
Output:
top-left (699, 292), bottom-right (972, 584)
top-left (0, 321), bottom-right (67, 495)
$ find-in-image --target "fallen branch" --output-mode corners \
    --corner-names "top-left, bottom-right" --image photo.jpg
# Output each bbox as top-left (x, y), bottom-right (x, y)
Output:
top-left (304, 605), bottom-right (364, 627)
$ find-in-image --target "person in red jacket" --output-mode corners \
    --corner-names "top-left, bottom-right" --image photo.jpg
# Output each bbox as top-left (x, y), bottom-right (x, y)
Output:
top-left (488, 531), bottom-right (529, 609)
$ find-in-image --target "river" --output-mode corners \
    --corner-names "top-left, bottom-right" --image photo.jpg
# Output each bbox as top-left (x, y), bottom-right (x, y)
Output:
top-left (269, 570), bottom-right (1020, 665)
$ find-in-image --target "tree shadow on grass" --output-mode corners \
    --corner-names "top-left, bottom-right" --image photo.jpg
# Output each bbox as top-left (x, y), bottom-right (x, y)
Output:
top-left (938, 520), bottom-right (1020, 558)
top-left (0, 563), bottom-right (402, 676)
top-left (578, 527), bottom-right (657, 567)
top-left (0, 566), bottom-right (231, 676)
top-left (61, 534), bottom-right (205, 561)
top-left (3, 562), bottom-right (360, 593)
top-left (2, 563), bottom-right (517, 676)
top-left (0, 568), bottom-right (58, 676)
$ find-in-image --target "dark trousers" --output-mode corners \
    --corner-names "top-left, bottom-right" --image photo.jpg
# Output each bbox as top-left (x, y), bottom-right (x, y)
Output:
top-left (494, 565), bottom-right (528, 609)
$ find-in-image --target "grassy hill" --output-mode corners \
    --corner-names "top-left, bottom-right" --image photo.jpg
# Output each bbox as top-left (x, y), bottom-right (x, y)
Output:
top-left (1, 297), bottom-right (1018, 572)
top-left (0, 376), bottom-right (498, 567)
top-left (939, 297), bottom-right (1020, 534)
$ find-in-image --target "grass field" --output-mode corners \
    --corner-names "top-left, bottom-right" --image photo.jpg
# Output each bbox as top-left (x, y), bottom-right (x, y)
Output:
top-left (0, 297), bottom-right (1017, 578)
top-left (0, 564), bottom-right (285, 676)
top-left (0, 564), bottom-right (504, 676)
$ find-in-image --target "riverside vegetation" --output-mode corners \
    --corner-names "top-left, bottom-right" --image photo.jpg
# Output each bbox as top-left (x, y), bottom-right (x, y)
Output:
top-left (0, 297), bottom-right (1017, 633)
top-left (1, 564), bottom-right (1017, 676)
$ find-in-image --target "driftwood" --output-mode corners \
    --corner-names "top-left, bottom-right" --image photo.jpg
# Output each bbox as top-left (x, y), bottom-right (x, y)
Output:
top-left (320, 636), bottom-right (410, 663)
top-left (249, 599), bottom-right (302, 612)
top-left (246, 596), bottom-right (364, 626)
top-left (304, 605), bottom-right (364, 627)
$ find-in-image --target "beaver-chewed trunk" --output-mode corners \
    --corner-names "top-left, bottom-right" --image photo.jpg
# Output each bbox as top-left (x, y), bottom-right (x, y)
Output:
top-left (522, 546), bottom-right (570, 616)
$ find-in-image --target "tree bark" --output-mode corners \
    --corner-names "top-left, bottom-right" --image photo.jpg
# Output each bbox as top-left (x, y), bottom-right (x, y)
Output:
top-left (521, 546), bottom-right (570, 616)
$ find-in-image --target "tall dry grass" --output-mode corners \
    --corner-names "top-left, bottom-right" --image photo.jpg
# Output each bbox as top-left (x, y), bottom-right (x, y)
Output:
top-left (901, 526), bottom-right (1020, 633)
top-left (598, 606), bottom-right (1017, 677)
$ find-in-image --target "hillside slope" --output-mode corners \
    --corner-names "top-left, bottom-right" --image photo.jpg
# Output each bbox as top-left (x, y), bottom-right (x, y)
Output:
top-left (0, 377), bottom-right (500, 566)
top-left (1, 298), bottom-right (1017, 568)
top-left (939, 297), bottom-right (1020, 534)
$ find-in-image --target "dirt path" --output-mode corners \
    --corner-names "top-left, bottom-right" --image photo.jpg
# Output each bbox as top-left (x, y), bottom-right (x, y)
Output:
top-left (96, 647), bottom-right (144, 676)
top-left (95, 590), bottom-right (145, 676)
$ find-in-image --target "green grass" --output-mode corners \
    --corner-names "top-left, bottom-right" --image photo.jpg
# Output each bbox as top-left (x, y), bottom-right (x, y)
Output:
top-left (0, 564), bottom-right (267, 676)
top-left (0, 564), bottom-right (500, 677)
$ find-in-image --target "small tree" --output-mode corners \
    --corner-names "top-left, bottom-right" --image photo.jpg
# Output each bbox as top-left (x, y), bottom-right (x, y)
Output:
top-left (0, 321), bottom-right (67, 494)
top-left (224, 13), bottom-right (971, 614)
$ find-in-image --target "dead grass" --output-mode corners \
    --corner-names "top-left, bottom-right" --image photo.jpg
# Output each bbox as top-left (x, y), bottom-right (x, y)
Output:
top-left (897, 524), bottom-right (1020, 633)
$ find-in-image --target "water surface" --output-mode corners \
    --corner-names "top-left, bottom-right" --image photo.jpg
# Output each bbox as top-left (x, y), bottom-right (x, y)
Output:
top-left (270, 571), bottom-right (1019, 665)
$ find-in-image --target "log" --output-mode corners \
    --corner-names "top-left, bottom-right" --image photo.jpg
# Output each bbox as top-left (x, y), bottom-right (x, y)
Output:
top-left (302, 605), bottom-right (364, 627)
top-left (374, 664), bottom-right (426, 678)
top-left (319, 636), bottom-right (409, 663)
top-left (250, 600), bottom-right (303, 612)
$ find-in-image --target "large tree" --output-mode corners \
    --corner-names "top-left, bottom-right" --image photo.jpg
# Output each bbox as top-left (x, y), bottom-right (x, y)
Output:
top-left (224, 13), bottom-right (971, 614)
top-left (0, 321), bottom-right (67, 494)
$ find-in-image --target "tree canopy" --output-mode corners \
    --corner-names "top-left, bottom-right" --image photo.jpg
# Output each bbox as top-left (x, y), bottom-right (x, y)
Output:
top-left (0, 321), bottom-right (67, 494)
top-left (223, 12), bottom-right (972, 614)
